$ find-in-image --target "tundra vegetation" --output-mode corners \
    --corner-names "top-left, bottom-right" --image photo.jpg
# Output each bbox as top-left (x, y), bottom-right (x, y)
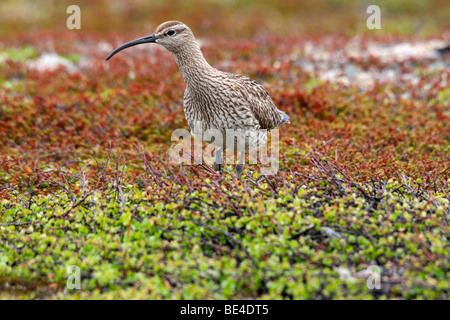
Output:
top-left (0, 0), bottom-right (449, 299)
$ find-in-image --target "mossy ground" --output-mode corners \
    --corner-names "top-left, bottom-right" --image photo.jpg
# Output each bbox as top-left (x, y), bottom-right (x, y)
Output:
top-left (0, 1), bottom-right (449, 300)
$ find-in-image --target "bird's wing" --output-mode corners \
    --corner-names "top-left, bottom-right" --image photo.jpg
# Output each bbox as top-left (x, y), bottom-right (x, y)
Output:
top-left (228, 74), bottom-right (289, 130)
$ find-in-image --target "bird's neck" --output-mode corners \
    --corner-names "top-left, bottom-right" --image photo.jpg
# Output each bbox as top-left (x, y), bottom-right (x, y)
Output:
top-left (172, 42), bottom-right (215, 86)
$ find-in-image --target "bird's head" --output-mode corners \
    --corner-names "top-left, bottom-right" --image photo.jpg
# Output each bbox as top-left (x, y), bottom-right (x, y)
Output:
top-left (106, 21), bottom-right (195, 60)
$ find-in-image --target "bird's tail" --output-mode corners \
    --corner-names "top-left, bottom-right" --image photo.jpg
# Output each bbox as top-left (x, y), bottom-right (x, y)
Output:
top-left (277, 111), bottom-right (290, 126)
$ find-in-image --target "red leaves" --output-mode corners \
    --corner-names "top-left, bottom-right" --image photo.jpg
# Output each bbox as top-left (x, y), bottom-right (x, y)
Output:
top-left (277, 90), bottom-right (308, 109)
top-left (276, 89), bottom-right (334, 120)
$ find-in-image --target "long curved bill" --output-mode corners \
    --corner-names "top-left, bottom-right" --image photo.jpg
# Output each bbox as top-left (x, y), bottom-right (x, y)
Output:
top-left (105, 34), bottom-right (159, 60)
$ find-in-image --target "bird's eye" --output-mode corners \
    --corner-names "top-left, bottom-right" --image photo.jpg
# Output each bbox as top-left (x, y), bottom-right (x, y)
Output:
top-left (167, 30), bottom-right (176, 36)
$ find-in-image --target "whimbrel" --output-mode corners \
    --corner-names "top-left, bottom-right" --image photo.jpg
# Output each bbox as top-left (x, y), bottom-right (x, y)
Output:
top-left (106, 21), bottom-right (289, 178)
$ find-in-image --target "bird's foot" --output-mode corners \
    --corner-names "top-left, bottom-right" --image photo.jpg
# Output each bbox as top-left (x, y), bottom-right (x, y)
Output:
top-left (214, 162), bottom-right (222, 173)
top-left (236, 164), bottom-right (244, 180)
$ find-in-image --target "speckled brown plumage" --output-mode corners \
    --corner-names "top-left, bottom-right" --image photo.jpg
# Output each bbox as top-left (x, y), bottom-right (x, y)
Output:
top-left (107, 21), bottom-right (289, 177)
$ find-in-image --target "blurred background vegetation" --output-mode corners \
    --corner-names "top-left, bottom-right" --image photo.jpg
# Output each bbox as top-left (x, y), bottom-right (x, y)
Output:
top-left (0, 0), bottom-right (449, 37)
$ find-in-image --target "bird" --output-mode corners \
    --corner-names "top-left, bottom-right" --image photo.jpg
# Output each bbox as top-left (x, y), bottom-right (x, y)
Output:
top-left (106, 21), bottom-right (289, 179)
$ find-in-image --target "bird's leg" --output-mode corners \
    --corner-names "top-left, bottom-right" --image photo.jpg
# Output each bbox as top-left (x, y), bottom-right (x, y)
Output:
top-left (236, 152), bottom-right (245, 179)
top-left (213, 147), bottom-right (223, 173)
